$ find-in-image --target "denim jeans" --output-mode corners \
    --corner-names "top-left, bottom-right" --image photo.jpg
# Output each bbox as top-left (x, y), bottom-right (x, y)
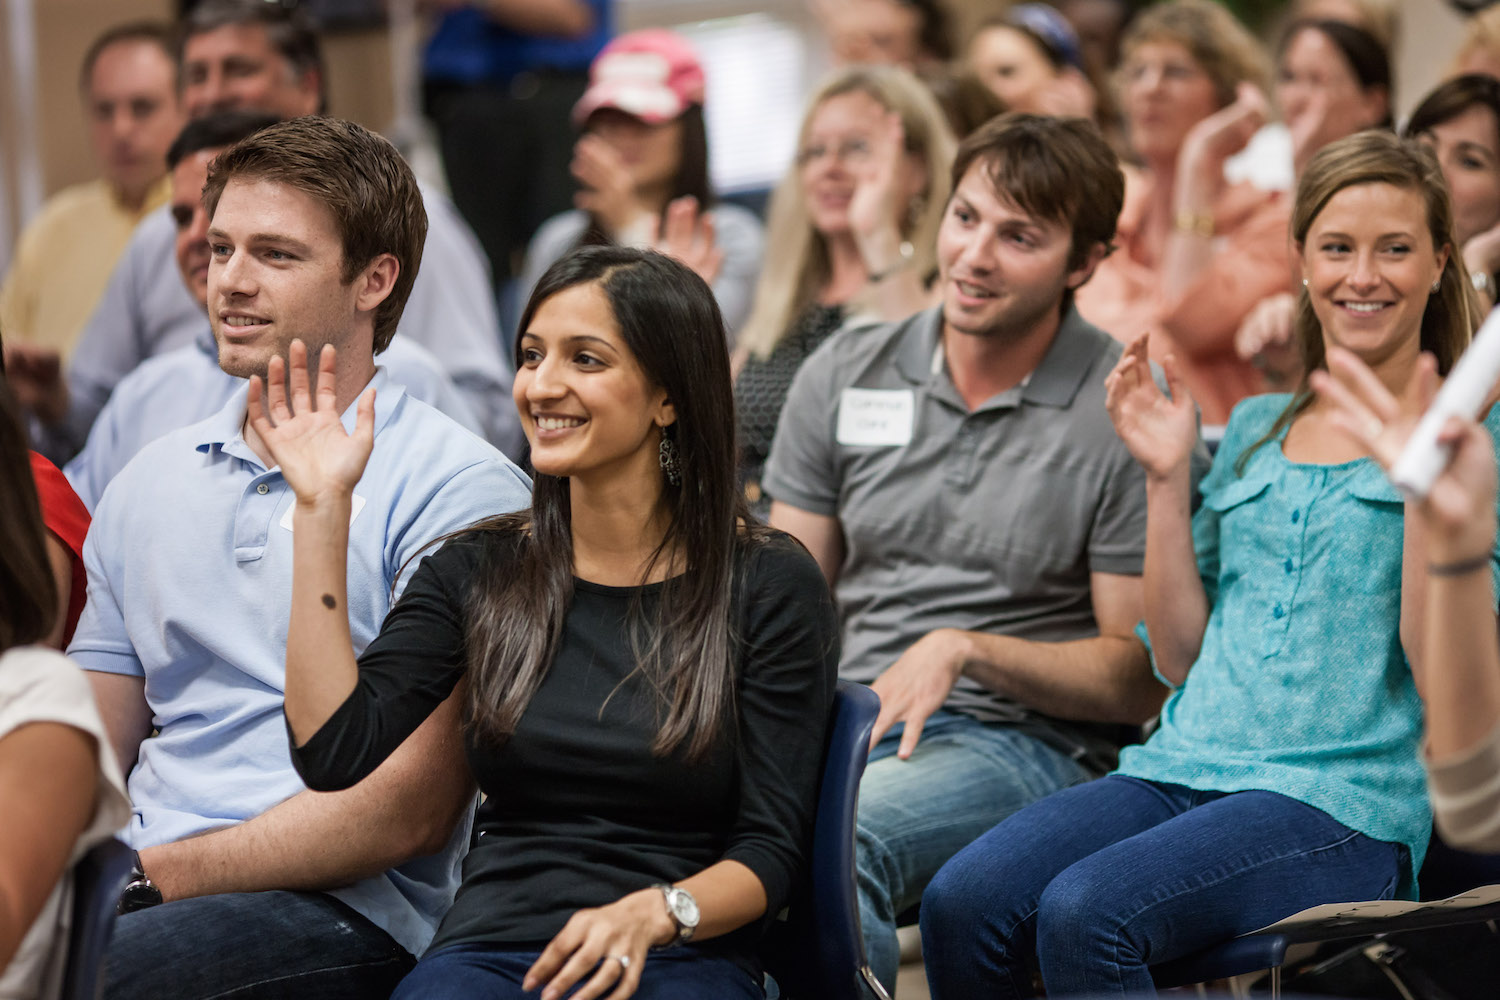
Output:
top-left (393, 944), bottom-right (764, 999)
top-left (920, 775), bottom-right (1407, 999)
top-left (105, 889), bottom-right (414, 999)
top-left (857, 712), bottom-right (1093, 990)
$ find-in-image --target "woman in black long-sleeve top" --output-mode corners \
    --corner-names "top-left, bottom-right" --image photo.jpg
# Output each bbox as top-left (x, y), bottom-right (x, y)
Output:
top-left (250, 245), bottom-right (840, 1000)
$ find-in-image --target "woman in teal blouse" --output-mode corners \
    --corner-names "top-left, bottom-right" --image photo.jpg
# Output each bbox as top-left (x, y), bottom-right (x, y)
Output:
top-left (920, 130), bottom-right (1500, 998)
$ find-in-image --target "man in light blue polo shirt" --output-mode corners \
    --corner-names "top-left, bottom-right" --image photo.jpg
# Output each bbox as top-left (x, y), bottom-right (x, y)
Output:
top-left (63, 112), bottom-right (484, 512)
top-left (766, 114), bottom-right (1181, 991)
top-left (70, 116), bottom-right (531, 1000)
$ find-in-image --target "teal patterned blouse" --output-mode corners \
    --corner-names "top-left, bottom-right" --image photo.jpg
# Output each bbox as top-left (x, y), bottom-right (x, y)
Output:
top-left (1118, 393), bottom-right (1500, 899)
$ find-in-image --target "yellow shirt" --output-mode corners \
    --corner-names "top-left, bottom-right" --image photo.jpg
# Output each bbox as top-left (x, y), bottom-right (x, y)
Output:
top-left (0, 175), bottom-right (170, 361)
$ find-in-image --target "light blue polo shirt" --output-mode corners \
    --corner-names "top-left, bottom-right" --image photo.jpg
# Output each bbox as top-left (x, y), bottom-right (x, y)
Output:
top-left (69, 369), bottom-right (532, 956)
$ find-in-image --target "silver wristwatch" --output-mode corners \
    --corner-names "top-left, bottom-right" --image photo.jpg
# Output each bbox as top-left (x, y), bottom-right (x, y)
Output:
top-left (1474, 269), bottom-right (1493, 299)
top-left (653, 883), bottom-right (700, 945)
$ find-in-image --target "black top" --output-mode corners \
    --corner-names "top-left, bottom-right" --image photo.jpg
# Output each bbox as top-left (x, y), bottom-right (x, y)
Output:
top-left (734, 303), bottom-right (846, 519)
top-left (289, 529), bottom-right (839, 975)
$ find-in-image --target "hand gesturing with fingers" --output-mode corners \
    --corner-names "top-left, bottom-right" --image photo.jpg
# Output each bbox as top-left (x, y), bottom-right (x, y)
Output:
top-left (849, 112), bottom-right (915, 269)
top-left (1312, 347), bottom-right (1498, 557)
top-left (521, 889), bottom-right (675, 1000)
top-left (649, 196), bottom-right (724, 286)
top-left (1104, 334), bottom-right (1198, 481)
top-left (246, 339), bottom-right (375, 507)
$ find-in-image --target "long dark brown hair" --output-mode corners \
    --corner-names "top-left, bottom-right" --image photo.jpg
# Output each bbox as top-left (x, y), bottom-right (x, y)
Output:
top-left (0, 373), bottom-right (58, 652)
top-left (465, 245), bottom-right (756, 759)
top-left (1237, 131), bottom-right (1477, 472)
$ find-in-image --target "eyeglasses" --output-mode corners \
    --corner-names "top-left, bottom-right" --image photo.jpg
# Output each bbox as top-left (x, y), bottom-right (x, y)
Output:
top-left (796, 137), bottom-right (872, 167)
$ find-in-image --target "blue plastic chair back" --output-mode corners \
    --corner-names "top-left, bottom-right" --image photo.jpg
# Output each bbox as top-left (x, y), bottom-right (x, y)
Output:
top-left (762, 680), bottom-right (885, 1000)
top-left (60, 837), bottom-right (133, 1000)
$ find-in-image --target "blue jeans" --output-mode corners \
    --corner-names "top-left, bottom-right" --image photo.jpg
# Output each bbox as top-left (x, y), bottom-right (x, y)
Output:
top-left (857, 712), bottom-right (1093, 990)
top-left (105, 889), bottom-right (414, 999)
top-left (920, 775), bottom-right (1407, 999)
top-left (393, 944), bottom-right (764, 998)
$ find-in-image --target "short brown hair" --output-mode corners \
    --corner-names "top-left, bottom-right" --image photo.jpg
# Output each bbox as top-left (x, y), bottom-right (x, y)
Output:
top-left (1121, 0), bottom-right (1270, 108)
top-left (949, 112), bottom-right (1123, 284)
top-left (0, 378), bottom-right (57, 652)
top-left (202, 116), bottom-right (428, 352)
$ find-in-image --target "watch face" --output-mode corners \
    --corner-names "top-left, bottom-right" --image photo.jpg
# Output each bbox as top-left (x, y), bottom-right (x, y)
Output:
top-left (670, 889), bottom-right (700, 926)
top-left (121, 880), bottom-right (163, 912)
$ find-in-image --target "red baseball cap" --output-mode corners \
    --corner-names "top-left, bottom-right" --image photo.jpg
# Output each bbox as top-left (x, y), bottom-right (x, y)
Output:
top-left (572, 29), bottom-right (707, 127)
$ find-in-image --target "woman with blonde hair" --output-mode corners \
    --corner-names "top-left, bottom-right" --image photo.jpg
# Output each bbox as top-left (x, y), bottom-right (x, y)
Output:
top-left (923, 129), bottom-right (1492, 998)
top-left (735, 64), bottom-right (955, 516)
top-left (1076, 0), bottom-right (1291, 428)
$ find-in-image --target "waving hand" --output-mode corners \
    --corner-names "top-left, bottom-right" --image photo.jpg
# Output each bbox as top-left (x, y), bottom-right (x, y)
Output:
top-left (246, 339), bottom-right (375, 505)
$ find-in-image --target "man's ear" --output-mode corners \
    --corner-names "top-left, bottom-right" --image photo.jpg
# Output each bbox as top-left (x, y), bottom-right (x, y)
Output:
top-left (354, 254), bottom-right (399, 315)
top-left (1065, 242), bottom-right (1111, 291)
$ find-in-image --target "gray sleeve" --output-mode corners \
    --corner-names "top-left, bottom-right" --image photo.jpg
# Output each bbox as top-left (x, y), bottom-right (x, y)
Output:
top-left (708, 205), bottom-right (765, 340)
top-left (1087, 442), bottom-right (1149, 576)
top-left (761, 348), bottom-right (842, 517)
top-left (404, 189), bottom-right (517, 451)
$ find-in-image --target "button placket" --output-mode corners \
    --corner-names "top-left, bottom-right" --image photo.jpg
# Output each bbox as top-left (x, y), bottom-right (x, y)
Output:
top-left (1264, 470), bottom-right (1317, 656)
top-left (233, 472), bottom-right (287, 562)
top-left (944, 419), bottom-right (982, 489)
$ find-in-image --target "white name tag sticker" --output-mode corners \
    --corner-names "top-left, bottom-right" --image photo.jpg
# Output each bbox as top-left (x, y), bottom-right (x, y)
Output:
top-left (837, 388), bottom-right (915, 447)
top-left (280, 494), bottom-right (366, 533)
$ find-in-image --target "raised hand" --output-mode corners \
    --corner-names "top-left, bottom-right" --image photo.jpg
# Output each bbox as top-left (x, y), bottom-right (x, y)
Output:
top-left (2, 342), bottom-right (67, 425)
top-left (1176, 82), bottom-right (1269, 212)
top-left (522, 889), bottom-right (676, 1000)
top-left (246, 339), bottom-right (375, 507)
top-left (1184, 82), bottom-right (1269, 166)
top-left (849, 112), bottom-right (917, 274)
top-left (1286, 85), bottom-right (1332, 173)
top-left (1235, 292), bottom-right (1301, 390)
top-left (648, 196), bottom-right (724, 286)
top-left (1464, 224), bottom-right (1500, 311)
top-left (571, 134), bottom-right (654, 238)
top-left (1104, 334), bottom-right (1198, 481)
top-left (1312, 346), bottom-right (1497, 556)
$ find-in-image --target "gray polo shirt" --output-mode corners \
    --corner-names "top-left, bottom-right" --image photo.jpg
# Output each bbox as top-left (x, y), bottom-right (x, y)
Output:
top-left (764, 305), bottom-right (1150, 760)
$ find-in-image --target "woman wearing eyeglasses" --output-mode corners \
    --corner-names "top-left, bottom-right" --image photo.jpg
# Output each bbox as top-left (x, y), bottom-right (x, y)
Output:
top-left (733, 65), bottom-right (955, 519)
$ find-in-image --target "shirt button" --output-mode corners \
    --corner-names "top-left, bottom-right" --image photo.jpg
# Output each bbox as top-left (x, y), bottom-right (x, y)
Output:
top-left (1284, 558), bottom-right (1294, 574)
top-left (1290, 510), bottom-right (1300, 523)
top-left (256, 483), bottom-right (269, 495)
top-left (1273, 603), bottom-right (1285, 619)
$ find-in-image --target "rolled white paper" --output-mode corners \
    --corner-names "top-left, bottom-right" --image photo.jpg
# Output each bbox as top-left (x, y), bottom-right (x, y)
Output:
top-left (1390, 305), bottom-right (1500, 499)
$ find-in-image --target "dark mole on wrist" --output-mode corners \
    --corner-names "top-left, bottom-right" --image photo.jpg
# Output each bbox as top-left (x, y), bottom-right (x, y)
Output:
top-left (321, 594), bottom-right (337, 609)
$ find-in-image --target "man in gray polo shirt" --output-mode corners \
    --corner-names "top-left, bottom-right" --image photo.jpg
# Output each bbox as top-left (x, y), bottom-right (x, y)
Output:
top-left (765, 113), bottom-right (1175, 991)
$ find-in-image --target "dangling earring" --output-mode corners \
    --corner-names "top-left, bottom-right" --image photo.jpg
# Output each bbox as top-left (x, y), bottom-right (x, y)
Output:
top-left (659, 435), bottom-right (681, 487)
